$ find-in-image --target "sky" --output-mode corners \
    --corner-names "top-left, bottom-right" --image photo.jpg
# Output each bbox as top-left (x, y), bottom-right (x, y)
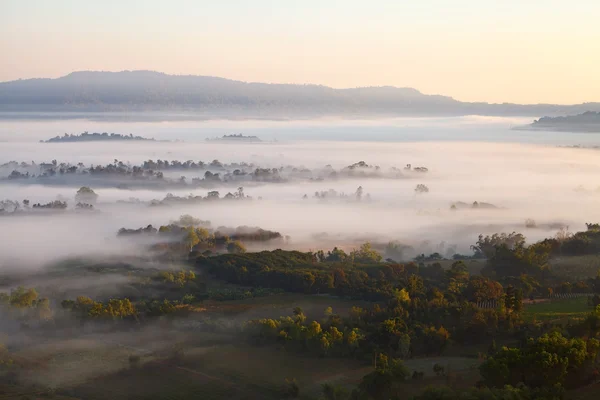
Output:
top-left (1, 0), bottom-right (599, 104)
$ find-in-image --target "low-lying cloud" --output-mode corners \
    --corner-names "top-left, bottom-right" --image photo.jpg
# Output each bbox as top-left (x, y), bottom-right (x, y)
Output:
top-left (1, 118), bottom-right (600, 271)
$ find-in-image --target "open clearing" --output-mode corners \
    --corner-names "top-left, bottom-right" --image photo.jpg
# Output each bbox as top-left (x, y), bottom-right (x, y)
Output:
top-left (62, 341), bottom-right (481, 400)
top-left (523, 296), bottom-right (591, 322)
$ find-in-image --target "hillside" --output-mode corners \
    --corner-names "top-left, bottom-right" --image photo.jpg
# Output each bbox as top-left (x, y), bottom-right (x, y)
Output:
top-left (1, 70), bottom-right (599, 118)
top-left (517, 111), bottom-right (600, 133)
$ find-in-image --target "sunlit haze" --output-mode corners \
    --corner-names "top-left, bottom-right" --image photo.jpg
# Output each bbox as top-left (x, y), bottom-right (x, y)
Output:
top-left (2, 3), bottom-right (600, 399)
top-left (1, 0), bottom-right (599, 104)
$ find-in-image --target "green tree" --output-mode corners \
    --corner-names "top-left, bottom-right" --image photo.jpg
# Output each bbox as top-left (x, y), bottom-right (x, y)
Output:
top-left (184, 227), bottom-right (200, 251)
top-left (293, 307), bottom-right (306, 325)
top-left (321, 383), bottom-right (349, 400)
top-left (227, 240), bottom-right (247, 254)
top-left (284, 378), bottom-right (299, 398)
top-left (75, 186), bottom-right (98, 204)
top-left (9, 287), bottom-right (38, 308)
top-left (480, 331), bottom-right (600, 389)
top-left (351, 242), bottom-right (383, 263)
top-left (356, 357), bottom-right (409, 400)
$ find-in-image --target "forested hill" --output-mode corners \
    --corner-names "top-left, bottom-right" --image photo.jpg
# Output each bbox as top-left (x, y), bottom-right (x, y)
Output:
top-left (521, 111), bottom-right (600, 133)
top-left (1, 70), bottom-right (599, 118)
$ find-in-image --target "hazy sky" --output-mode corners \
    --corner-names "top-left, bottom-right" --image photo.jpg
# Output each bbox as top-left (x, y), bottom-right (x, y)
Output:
top-left (1, 0), bottom-right (599, 104)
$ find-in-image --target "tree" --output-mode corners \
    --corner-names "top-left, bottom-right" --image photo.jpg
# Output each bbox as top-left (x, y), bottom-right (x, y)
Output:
top-left (471, 232), bottom-right (526, 259)
top-left (385, 241), bottom-right (411, 261)
top-left (420, 326), bottom-right (450, 355)
top-left (447, 261), bottom-right (469, 281)
top-left (326, 247), bottom-right (348, 262)
top-left (356, 357), bottom-right (409, 400)
top-left (394, 288), bottom-right (411, 304)
top-left (8, 287), bottom-right (38, 308)
top-left (206, 191), bottom-right (220, 199)
top-left (293, 307), bottom-right (306, 325)
top-left (284, 378), bottom-right (299, 398)
top-left (176, 214), bottom-right (209, 227)
top-left (415, 184), bottom-right (429, 194)
top-left (227, 241), bottom-right (247, 254)
top-left (195, 227), bottom-right (210, 242)
top-left (184, 227), bottom-right (200, 252)
top-left (321, 383), bottom-right (349, 400)
top-left (433, 363), bottom-right (445, 377)
top-left (464, 276), bottom-right (504, 302)
top-left (75, 186), bottom-right (98, 204)
top-left (355, 186), bottom-right (363, 201)
top-left (351, 242), bottom-right (382, 263)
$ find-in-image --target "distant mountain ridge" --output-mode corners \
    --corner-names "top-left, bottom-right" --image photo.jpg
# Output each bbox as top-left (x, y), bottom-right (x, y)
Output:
top-left (1, 70), bottom-right (599, 118)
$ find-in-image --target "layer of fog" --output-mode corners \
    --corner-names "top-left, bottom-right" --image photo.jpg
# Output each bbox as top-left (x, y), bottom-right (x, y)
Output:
top-left (3, 115), bottom-right (600, 145)
top-left (2, 135), bottom-right (600, 271)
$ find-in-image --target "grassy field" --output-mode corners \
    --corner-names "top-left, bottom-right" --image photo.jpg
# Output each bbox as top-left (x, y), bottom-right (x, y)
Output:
top-left (567, 381), bottom-right (600, 400)
top-left (61, 339), bottom-right (481, 400)
top-left (522, 297), bottom-right (592, 322)
top-left (0, 384), bottom-right (82, 400)
top-left (550, 255), bottom-right (600, 280)
top-left (198, 292), bottom-right (372, 321)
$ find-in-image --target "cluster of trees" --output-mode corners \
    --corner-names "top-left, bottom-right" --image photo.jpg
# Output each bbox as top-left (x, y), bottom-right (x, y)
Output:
top-left (244, 307), bottom-right (365, 357)
top-left (206, 133), bottom-right (262, 142)
top-left (32, 200), bottom-right (68, 209)
top-left (200, 247), bottom-right (533, 359)
top-left (244, 301), bottom-right (455, 361)
top-left (451, 201), bottom-right (499, 210)
top-left (141, 158), bottom-right (247, 171)
top-left (543, 223), bottom-right (600, 257)
top-left (156, 270), bottom-right (196, 287)
top-left (471, 229), bottom-right (600, 297)
top-left (414, 184), bottom-right (429, 194)
top-left (75, 186), bottom-right (98, 204)
top-left (61, 296), bottom-right (137, 320)
top-left (0, 199), bottom-right (21, 213)
top-left (2, 157), bottom-right (428, 190)
top-left (199, 247), bottom-right (510, 305)
top-left (307, 186), bottom-right (372, 202)
top-left (0, 187), bottom-right (98, 215)
top-left (307, 318), bottom-right (600, 400)
top-left (481, 331), bottom-right (600, 389)
top-left (117, 215), bottom-right (281, 256)
top-left (43, 132), bottom-right (153, 142)
top-left (314, 243), bottom-right (383, 264)
top-left (0, 287), bottom-right (52, 321)
top-left (6, 222), bottom-right (600, 399)
top-left (152, 187), bottom-right (252, 205)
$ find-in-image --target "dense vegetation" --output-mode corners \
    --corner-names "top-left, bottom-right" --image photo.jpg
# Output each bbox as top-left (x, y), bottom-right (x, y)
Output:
top-left (3, 215), bottom-right (600, 399)
top-left (0, 158), bottom-right (428, 190)
top-left (526, 111), bottom-right (600, 133)
top-left (43, 132), bottom-right (155, 142)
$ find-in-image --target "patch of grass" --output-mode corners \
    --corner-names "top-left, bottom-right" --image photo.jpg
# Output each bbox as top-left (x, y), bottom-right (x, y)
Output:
top-left (403, 357), bottom-right (480, 377)
top-left (177, 343), bottom-right (377, 399)
top-left (72, 363), bottom-right (242, 400)
top-left (199, 292), bottom-right (371, 320)
top-left (551, 255), bottom-right (600, 280)
top-left (567, 382), bottom-right (600, 400)
top-left (522, 297), bottom-right (591, 322)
